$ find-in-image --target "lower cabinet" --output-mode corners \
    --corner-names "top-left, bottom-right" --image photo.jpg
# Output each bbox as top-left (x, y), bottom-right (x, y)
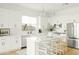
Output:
top-left (26, 36), bottom-right (37, 55)
top-left (21, 36), bottom-right (27, 48)
top-left (36, 40), bottom-right (51, 55)
top-left (36, 37), bottom-right (66, 55)
top-left (0, 36), bottom-right (21, 54)
top-left (0, 37), bottom-right (10, 53)
top-left (10, 37), bottom-right (21, 50)
top-left (0, 39), bottom-right (6, 53)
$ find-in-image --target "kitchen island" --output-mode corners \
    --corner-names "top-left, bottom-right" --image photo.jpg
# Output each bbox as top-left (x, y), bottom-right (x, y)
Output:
top-left (26, 32), bottom-right (79, 55)
top-left (25, 33), bottom-right (67, 55)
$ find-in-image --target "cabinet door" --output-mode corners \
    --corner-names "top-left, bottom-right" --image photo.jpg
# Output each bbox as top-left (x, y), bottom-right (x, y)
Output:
top-left (27, 37), bottom-right (37, 55)
top-left (0, 39), bottom-right (6, 53)
top-left (9, 37), bottom-right (16, 50)
top-left (0, 37), bottom-right (10, 53)
top-left (4, 37), bottom-right (11, 52)
top-left (10, 37), bottom-right (21, 50)
top-left (21, 36), bottom-right (27, 47)
top-left (14, 37), bottom-right (21, 49)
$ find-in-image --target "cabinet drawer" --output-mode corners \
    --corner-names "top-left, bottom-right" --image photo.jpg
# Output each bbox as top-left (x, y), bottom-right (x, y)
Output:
top-left (0, 37), bottom-right (11, 53)
top-left (0, 40), bottom-right (5, 53)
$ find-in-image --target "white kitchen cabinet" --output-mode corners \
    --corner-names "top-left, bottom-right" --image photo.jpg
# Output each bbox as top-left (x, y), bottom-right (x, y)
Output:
top-left (10, 36), bottom-right (21, 50)
top-left (26, 36), bottom-right (57, 55)
top-left (14, 37), bottom-right (21, 49)
top-left (0, 38), bottom-right (6, 53)
top-left (0, 36), bottom-right (21, 54)
top-left (26, 36), bottom-right (52, 55)
top-left (4, 37), bottom-right (11, 52)
top-left (36, 39), bottom-right (51, 55)
top-left (27, 36), bottom-right (37, 55)
top-left (0, 37), bottom-right (11, 53)
top-left (21, 36), bottom-right (27, 48)
top-left (36, 35), bottom-right (66, 55)
top-left (0, 8), bottom-right (21, 54)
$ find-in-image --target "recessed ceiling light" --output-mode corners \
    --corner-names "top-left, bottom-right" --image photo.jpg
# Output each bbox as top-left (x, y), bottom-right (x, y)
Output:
top-left (64, 3), bottom-right (69, 5)
top-left (62, 3), bottom-right (69, 6)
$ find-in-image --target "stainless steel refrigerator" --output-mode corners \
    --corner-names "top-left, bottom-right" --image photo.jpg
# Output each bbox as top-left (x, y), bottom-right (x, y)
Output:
top-left (67, 23), bottom-right (79, 48)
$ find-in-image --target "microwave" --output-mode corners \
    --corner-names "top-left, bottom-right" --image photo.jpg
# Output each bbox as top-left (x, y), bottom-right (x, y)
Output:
top-left (0, 28), bottom-right (10, 36)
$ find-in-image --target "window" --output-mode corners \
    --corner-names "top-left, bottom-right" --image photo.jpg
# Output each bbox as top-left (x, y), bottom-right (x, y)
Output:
top-left (22, 16), bottom-right (37, 27)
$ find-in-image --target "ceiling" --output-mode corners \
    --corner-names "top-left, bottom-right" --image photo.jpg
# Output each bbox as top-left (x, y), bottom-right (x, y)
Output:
top-left (11, 3), bottom-right (79, 12)
top-left (0, 3), bottom-right (79, 15)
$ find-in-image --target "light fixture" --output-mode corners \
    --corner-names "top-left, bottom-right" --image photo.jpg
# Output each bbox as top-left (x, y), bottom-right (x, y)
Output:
top-left (62, 3), bottom-right (69, 6)
top-left (64, 3), bottom-right (69, 5)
